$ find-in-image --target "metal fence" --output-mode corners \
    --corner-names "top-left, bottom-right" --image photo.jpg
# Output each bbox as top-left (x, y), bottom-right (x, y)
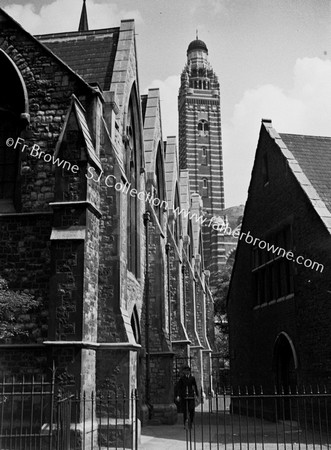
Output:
top-left (0, 375), bottom-right (139, 450)
top-left (2, 376), bottom-right (330, 450)
top-left (185, 386), bottom-right (330, 450)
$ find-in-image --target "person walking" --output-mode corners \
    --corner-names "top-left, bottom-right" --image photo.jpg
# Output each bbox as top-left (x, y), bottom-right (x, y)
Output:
top-left (175, 365), bottom-right (199, 428)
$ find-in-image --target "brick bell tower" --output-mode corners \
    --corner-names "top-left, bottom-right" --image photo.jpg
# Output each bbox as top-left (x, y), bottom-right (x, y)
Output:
top-left (178, 36), bottom-right (225, 289)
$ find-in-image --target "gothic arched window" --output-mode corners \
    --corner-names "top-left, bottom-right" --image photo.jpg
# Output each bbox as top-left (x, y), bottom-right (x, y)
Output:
top-left (173, 185), bottom-right (181, 246)
top-left (0, 50), bottom-right (29, 212)
top-left (125, 88), bottom-right (142, 277)
top-left (155, 144), bottom-right (165, 226)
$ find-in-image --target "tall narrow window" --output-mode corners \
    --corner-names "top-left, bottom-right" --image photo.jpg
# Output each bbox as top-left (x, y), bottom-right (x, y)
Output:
top-left (201, 178), bottom-right (208, 197)
top-left (155, 145), bottom-right (165, 226)
top-left (173, 186), bottom-right (181, 246)
top-left (201, 146), bottom-right (207, 165)
top-left (127, 102), bottom-right (137, 275)
top-left (262, 153), bottom-right (269, 185)
top-left (125, 88), bottom-right (142, 278)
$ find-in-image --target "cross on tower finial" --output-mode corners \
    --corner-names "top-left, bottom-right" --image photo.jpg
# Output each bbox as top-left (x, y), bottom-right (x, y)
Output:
top-left (196, 29), bottom-right (199, 40)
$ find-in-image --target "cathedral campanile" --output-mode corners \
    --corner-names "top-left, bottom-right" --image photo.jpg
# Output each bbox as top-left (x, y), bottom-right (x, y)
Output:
top-left (178, 37), bottom-right (225, 288)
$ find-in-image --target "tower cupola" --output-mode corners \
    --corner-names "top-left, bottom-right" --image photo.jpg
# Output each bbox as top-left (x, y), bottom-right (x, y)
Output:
top-left (187, 39), bottom-right (208, 56)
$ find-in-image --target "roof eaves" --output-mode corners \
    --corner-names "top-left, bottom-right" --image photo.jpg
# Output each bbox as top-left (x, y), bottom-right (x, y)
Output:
top-left (35, 27), bottom-right (119, 41)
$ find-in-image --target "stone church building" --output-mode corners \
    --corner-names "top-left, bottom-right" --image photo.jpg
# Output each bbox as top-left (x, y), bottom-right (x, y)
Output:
top-left (0, 3), bottom-right (216, 428)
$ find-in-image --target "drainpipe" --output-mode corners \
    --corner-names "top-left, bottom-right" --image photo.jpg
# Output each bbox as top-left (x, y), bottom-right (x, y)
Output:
top-left (143, 211), bottom-right (151, 414)
top-left (165, 243), bottom-right (171, 344)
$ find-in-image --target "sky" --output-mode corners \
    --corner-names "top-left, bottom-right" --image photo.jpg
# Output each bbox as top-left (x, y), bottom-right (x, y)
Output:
top-left (2, 0), bottom-right (331, 207)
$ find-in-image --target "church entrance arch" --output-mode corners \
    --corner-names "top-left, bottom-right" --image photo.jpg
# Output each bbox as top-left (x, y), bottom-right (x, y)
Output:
top-left (273, 332), bottom-right (298, 391)
top-left (273, 332), bottom-right (298, 418)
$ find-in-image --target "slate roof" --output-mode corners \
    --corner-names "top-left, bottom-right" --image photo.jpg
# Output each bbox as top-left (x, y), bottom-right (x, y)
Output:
top-left (280, 133), bottom-right (331, 214)
top-left (261, 120), bottom-right (331, 234)
top-left (36, 28), bottom-right (119, 91)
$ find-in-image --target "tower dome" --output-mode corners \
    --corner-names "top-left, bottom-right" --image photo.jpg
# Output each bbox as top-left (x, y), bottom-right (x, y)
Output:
top-left (187, 39), bottom-right (208, 55)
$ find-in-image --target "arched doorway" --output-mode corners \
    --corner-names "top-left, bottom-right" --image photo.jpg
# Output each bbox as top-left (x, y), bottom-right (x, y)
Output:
top-left (273, 332), bottom-right (298, 391)
top-left (273, 332), bottom-right (298, 419)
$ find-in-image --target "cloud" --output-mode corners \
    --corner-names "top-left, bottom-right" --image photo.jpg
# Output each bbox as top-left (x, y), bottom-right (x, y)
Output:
top-left (4, 0), bottom-right (143, 34)
top-left (223, 57), bottom-right (331, 207)
top-left (146, 75), bottom-right (180, 140)
top-left (190, 0), bottom-right (229, 17)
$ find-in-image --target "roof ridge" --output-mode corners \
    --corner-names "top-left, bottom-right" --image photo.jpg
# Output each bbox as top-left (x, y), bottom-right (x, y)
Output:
top-left (36, 27), bottom-right (118, 40)
top-left (279, 131), bottom-right (331, 139)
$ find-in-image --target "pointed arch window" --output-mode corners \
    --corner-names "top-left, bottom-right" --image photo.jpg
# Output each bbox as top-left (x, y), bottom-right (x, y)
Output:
top-left (0, 50), bottom-right (29, 212)
top-left (155, 144), bottom-right (165, 226)
top-left (173, 186), bottom-right (181, 246)
top-left (125, 88), bottom-right (142, 278)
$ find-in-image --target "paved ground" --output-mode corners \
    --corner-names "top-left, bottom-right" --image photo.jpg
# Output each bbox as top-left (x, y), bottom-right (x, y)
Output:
top-left (141, 410), bottom-right (329, 450)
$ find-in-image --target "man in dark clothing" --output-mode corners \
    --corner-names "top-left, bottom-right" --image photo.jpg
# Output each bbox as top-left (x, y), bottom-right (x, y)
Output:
top-left (175, 366), bottom-right (199, 427)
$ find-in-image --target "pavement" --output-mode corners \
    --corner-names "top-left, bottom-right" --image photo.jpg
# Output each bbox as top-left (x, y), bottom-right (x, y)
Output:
top-left (141, 420), bottom-right (188, 450)
top-left (140, 408), bottom-right (330, 450)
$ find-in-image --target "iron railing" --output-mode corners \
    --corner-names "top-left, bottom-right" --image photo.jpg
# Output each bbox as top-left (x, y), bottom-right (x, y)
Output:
top-left (185, 386), bottom-right (331, 450)
top-left (0, 374), bottom-right (55, 450)
top-left (0, 375), bottom-right (139, 450)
